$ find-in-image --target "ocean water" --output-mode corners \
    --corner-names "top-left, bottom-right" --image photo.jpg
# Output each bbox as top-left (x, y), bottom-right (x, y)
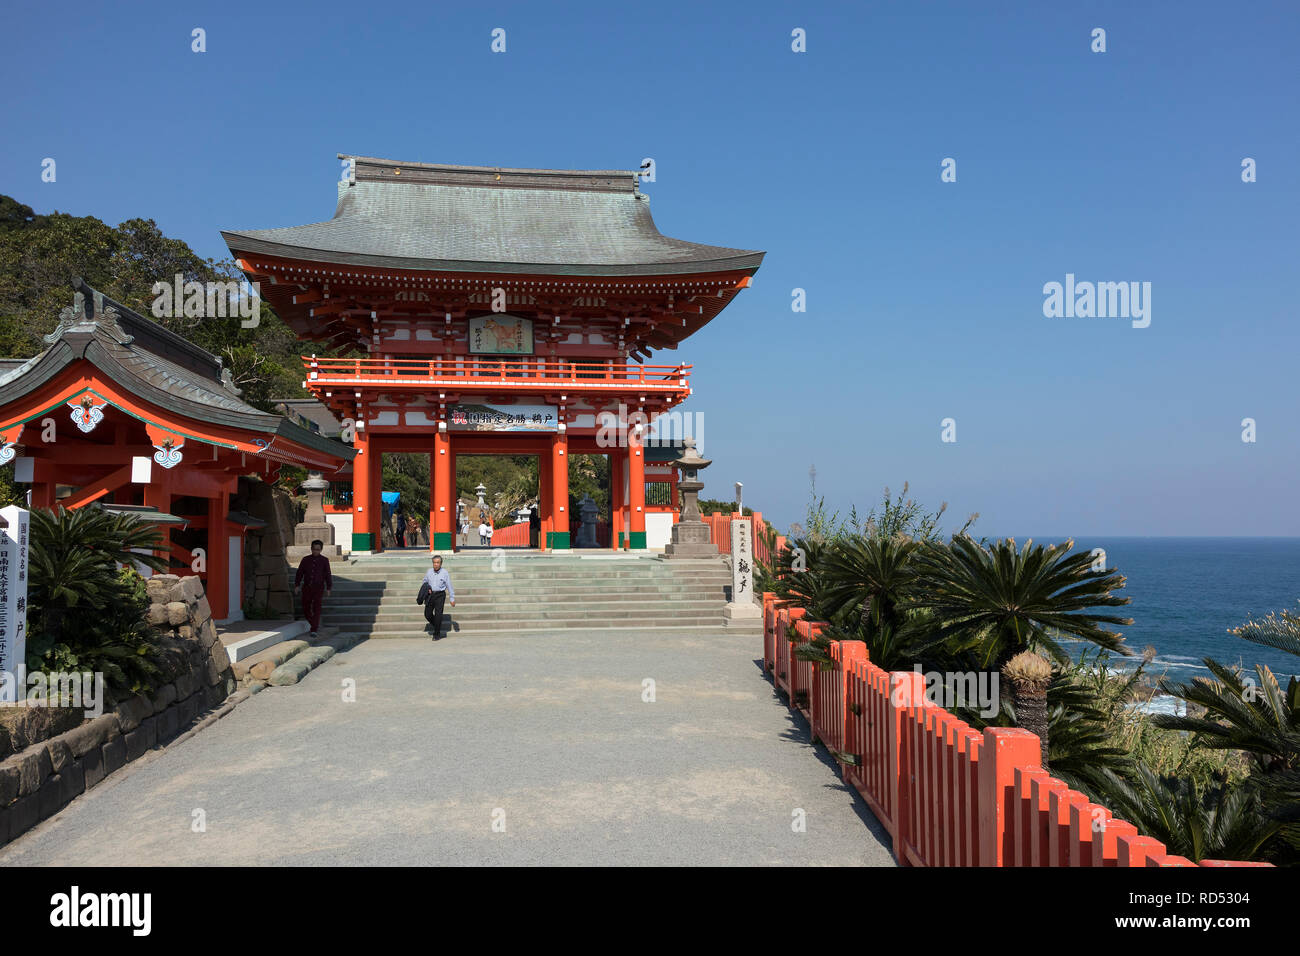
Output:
top-left (1023, 537), bottom-right (1300, 683)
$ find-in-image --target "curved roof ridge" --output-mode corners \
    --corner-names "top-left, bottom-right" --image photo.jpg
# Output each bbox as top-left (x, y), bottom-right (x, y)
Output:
top-left (340, 154), bottom-right (643, 187)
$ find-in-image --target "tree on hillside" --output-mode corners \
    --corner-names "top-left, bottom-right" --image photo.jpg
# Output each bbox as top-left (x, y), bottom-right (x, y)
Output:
top-left (0, 194), bottom-right (319, 411)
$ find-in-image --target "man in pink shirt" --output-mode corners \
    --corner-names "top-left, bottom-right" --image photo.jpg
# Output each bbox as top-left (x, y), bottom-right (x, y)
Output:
top-left (294, 539), bottom-right (333, 637)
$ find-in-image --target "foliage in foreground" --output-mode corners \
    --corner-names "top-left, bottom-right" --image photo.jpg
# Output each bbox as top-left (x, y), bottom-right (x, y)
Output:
top-left (765, 481), bottom-right (1298, 864)
top-left (26, 507), bottom-right (168, 702)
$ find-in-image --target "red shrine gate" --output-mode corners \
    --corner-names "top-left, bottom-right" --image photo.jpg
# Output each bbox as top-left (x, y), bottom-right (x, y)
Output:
top-left (224, 156), bottom-right (763, 552)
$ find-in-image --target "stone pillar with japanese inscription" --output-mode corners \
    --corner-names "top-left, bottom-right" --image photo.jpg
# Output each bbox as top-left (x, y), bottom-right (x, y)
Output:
top-left (724, 517), bottom-right (761, 623)
top-left (0, 506), bottom-right (30, 699)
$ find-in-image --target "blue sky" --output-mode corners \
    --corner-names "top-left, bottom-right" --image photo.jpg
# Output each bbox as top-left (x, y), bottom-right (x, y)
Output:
top-left (3, 1), bottom-right (1297, 536)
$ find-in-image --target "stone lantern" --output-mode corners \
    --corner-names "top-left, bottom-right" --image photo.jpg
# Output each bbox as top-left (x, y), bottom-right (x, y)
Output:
top-left (287, 472), bottom-right (342, 561)
top-left (664, 437), bottom-right (718, 558)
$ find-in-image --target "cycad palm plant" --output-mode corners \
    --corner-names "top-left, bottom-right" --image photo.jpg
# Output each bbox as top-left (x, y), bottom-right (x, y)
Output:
top-left (27, 506), bottom-right (169, 701)
top-left (1086, 764), bottom-right (1280, 863)
top-left (813, 534), bottom-right (921, 670)
top-left (1153, 659), bottom-right (1300, 863)
top-left (906, 536), bottom-right (1134, 669)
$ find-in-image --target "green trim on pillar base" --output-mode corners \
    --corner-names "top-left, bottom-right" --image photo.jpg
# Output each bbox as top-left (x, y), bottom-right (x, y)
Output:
top-left (629, 531), bottom-right (647, 549)
top-left (547, 531), bottom-right (571, 550)
top-left (352, 532), bottom-right (375, 551)
top-left (433, 532), bottom-right (453, 550)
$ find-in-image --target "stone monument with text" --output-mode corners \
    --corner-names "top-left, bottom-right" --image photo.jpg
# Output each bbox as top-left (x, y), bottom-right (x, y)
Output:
top-left (724, 517), bottom-right (761, 623)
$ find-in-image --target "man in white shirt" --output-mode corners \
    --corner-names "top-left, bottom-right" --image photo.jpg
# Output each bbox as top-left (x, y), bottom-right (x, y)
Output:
top-left (478, 520), bottom-right (490, 545)
top-left (422, 554), bottom-right (455, 640)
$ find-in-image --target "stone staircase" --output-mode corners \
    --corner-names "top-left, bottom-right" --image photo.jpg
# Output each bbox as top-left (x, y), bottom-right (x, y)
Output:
top-left (323, 552), bottom-right (755, 637)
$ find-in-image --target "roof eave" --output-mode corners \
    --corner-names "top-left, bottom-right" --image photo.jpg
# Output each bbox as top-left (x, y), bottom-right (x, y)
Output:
top-left (223, 234), bottom-right (765, 278)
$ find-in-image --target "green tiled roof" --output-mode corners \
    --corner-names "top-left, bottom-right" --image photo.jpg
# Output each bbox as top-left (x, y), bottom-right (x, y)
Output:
top-left (222, 156), bottom-right (765, 277)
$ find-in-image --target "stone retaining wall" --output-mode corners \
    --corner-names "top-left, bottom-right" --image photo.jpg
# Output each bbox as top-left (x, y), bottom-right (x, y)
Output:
top-left (0, 574), bottom-right (237, 849)
top-left (235, 476), bottom-right (298, 619)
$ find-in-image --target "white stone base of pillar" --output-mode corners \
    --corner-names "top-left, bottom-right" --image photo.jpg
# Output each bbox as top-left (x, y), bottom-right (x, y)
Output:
top-left (724, 600), bottom-right (762, 624)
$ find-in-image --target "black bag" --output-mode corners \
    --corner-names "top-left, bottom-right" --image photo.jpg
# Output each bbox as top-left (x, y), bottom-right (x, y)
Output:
top-left (417, 581), bottom-right (431, 606)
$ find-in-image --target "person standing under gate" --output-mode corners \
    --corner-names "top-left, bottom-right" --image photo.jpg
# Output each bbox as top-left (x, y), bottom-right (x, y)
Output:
top-left (529, 505), bottom-right (540, 549)
top-left (478, 518), bottom-right (490, 545)
top-left (294, 539), bottom-right (333, 638)
top-left (422, 554), bottom-right (455, 640)
top-left (395, 508), bottom-right (407, 550)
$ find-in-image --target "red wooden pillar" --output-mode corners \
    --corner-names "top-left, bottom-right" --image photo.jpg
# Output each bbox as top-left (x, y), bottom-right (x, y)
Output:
top-left (538, 451), bottom-right (551, 548)
top-left (30, 481), bottom-right (55, 510)
top-left (448, 444), bottom-right (458, 552)
top-left (887, 669), bottom-right (924, 864)
top-left (352, 428), bottom-right (374, 552)
top-left (549, 430), bottom-right (569, 549)
top-left (432, 427), bottom-right (452, 550)
top-left (627, 427), bottom-right (645, 549)
top-left (205, 492), bottom-right (230, 619)
top-left (142, 467), bottom-right (174, 571)
top-left (978, 727), bottom-right (1042, 866)
top-left (610, 449), bottom-right (624, 549)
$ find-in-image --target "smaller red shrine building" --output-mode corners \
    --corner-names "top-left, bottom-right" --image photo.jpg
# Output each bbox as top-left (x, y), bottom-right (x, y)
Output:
top-left (0, 279), bottom-right (354, 619)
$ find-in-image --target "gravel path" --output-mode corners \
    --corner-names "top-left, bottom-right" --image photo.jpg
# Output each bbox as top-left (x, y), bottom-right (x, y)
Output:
top-left (0, 629), bottom-right (895, 866)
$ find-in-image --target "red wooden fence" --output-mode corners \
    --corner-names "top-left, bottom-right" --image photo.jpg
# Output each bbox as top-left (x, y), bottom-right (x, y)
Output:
top-left (761, 591), bottom-right (1266, 868)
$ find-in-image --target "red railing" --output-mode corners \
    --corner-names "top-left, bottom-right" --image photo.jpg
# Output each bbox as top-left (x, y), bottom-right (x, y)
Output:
top-left (761, 591), bottom-right (1268, 868)
top-left (303, 355), bottom-right (691, 391)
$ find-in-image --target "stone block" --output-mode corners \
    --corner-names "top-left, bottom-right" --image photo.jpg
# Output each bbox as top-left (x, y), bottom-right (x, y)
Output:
top-left (268, 591), bottom-right (294, 615)
top-left (177, 624), bottom-right (194, 641)
top-left (101, 736), bottom-right (126, 776)
top-left (6, 750), bottom-right (43, 797)
top-left (149, 683), bottom-right (178, 714)
top-left (180, 575), bottom-right (205, 603)
top-left (145, 577), bottom-right (173, 603)
top-left (38, 773), bottom-right (65, 820)
top-left (205, 657), bottom-right (226, 686)
top-left (156, 706), bottom-right (179, 744)
top-left (113, 696), bottom-right (153, 733)
top-left (61, 761), bottom-right (84, 803)
top-left (5, 793), bottom-right (38, 842)
top-left (82, 745), bottom-right (105, 789)
top-left (0, 761), bottom-right (19, 805)
top-left (46, 738), bottom-right (74, 774)
top-left (199, 619), bottom-right (220, 649)
top-left (166, 601), bottom-right (189, 626)
top-left (174, 671), bottom-right (199, 701)
top-left (248, 659), bottom-right (279, 681)
top-left (36, 745), bottom-right (53, 783)
top-left (123, 728), bottom-right (148, 762)
top-left (64, 714), bottom-right (120, 757)
top-left (177, 694), bottom-right (198, 729)
top-left (267, 572), bottom-right (289, 591)
top-left (0, 704), bottom-right (83, 753)
top-left (147, 603), bottom-right (170, 627)
top-left (268, 659), bottom-right (312, 686)
top-left (194, 596), bottom-right (212, 626)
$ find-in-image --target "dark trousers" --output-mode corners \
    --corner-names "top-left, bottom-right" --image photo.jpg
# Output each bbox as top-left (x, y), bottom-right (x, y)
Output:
top-left (301, 585), bottom-right (325, 631)
top-left (425, 590), bottom-right (447, 636)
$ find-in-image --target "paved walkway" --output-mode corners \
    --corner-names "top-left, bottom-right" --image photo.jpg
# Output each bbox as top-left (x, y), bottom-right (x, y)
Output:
top-left (0, 630), bottom-right (894, 866)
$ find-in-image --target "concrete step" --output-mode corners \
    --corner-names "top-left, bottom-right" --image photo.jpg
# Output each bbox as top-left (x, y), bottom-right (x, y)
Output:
top-left (329, 594), bottom-right (727, 607)
top-left (367, 618), bottom-right (739, 637)
top-left (325, 606), bottom-right (726, 625)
